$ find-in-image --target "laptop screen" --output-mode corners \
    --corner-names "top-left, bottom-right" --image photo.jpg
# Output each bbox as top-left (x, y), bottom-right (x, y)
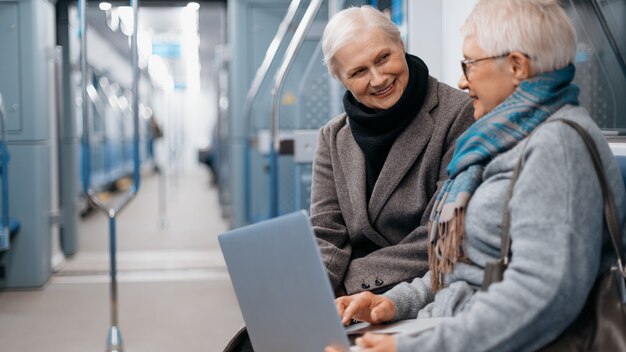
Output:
top-left (219, 211), bottom-right (351, 352)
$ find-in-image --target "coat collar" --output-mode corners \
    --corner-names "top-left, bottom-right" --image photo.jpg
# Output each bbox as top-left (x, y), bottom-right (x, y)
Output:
top-left (337, 77), bottom-right (438, 243)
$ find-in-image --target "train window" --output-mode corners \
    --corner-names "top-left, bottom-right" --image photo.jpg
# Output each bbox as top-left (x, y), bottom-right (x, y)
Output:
top-left (596, 0), bottom-right (626, 60)
top-left (369, 0), bottom-right (407, 42)
top-left (564, 0), bottom-right (626, 130)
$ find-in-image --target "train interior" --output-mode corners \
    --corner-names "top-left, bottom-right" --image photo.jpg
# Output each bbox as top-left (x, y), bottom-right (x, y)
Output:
top-left (0, 0), bottom-right (624, 350)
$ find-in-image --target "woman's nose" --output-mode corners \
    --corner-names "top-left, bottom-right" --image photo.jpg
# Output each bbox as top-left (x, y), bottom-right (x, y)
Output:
top-left (458, 73), bottom-right (469, 90)
top-left (370, 69), bottom-right (385, 87)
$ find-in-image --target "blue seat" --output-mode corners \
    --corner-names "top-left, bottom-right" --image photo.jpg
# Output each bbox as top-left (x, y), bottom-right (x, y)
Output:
top-left (8, 218), bottom-right (19, 235)
top-left (1, 219), bottom-right (19, 251)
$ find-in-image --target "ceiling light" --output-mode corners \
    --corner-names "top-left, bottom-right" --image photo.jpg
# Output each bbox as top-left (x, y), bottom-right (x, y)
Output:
top-left (186, 2), bottom-right (200, 11)
top-left (99, 2), bottom-right (112, 11)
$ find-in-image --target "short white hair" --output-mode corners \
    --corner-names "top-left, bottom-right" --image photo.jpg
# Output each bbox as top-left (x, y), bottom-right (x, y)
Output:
top-left (461, 0), bottom-right (576, 74)
top-left (322, 5), bottom-right (403, 78)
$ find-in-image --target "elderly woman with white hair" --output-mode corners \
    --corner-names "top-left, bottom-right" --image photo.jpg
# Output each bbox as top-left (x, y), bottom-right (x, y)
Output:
top-left (223, 6), bottom-right (474, 351)
top-left (312, 6), bottom-right (473, 298)
top-left (327, 0), bottom-right (626, 351)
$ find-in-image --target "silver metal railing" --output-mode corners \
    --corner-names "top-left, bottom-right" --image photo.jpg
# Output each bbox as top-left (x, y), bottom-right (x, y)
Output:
top-left (269, 0), bottom-right (324, 217)
top-left (243, 0), bottom-right (303, 222)
top-left (79, 0), bottom-right (140, 350)
top-left (243, 0), bottom-right (302, 136)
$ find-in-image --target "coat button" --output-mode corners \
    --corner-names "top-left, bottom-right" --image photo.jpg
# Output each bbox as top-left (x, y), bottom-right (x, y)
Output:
top-left (374, 279), bottom-right (384, 286)
top-left (361, 283), bottom-right (370, 289)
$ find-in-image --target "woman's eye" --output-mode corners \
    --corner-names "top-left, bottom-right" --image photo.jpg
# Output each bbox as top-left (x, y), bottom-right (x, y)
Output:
top-left (351, 69), bottom-right (366, 78)
top-left (377, 54), bottom-right (390, 63)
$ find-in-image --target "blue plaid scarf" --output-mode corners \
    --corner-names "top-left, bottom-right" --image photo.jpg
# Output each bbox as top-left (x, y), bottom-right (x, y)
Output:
top-left (428, 64), bottom-right (580, 291)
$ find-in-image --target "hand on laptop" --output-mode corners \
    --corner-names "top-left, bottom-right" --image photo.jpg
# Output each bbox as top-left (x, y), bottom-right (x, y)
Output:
top-left (326, 333), bottom-right (397, 352)
top-left (336, 291), bottom-right (397, 325)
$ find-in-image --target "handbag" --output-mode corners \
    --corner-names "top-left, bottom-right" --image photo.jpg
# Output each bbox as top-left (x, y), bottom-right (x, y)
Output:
top-left (481, 118), bottom-right (626, 351)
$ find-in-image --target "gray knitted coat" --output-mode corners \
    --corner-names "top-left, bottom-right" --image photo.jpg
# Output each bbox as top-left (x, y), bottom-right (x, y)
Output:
top-left (385, 105), bottom-right (626, 351)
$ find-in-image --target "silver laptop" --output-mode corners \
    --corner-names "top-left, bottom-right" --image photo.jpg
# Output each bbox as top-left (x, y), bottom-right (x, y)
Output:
top-left (219, 210), bottom-right (449, 352)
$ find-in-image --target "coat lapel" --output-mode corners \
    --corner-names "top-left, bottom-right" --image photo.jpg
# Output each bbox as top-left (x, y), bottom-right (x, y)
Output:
top-left (337, 124), bottom-right (368, 224)
top-left (337, 121), bottom-right (392, 248)
top-left (368, 79), bottom-right (438, 222)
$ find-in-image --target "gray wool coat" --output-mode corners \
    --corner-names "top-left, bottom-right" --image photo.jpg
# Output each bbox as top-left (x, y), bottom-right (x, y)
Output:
top-left (310, 76), bottom-right (475, 295)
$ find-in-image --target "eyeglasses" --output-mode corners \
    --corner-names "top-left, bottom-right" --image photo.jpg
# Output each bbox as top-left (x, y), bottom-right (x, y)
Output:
top-left (460, 53), bottom-right (510, 81)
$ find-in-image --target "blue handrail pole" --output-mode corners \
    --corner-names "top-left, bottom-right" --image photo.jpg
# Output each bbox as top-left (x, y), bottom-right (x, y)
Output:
top-left (268, 142), bottom-right (279, 218)
top-left (104, 212), bottom-right (123, 351)
top-left (79, 0), bottom-right (91, 195)
top-left (108, 215), bottom-right (119, 325)
top-left (131, 0), bottom-right (141, 193)
top-left (80, 0), bottom-right (140, 350)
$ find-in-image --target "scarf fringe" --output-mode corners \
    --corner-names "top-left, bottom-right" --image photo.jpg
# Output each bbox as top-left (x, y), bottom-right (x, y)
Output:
top-left (427, 65), bottom-right (579, 292)
top-left (429, 207), bottom-right (467, 292)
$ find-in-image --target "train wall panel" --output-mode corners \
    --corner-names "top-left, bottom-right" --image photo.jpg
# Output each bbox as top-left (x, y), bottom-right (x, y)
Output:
top-left (0, 144), bottom-right (52, 287)
top-left (0, 0), bottom-right (56, 287)
top-left (0, 2), bottom-right (21, 133)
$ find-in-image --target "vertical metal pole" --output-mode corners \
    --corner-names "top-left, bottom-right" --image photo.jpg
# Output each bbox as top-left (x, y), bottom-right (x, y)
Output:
top-left (80, 0), bottom-right (140, 350)
top-left (79, 0), bottom-right (91, 196)
top-left (268, 142), bottom-right (279, 217)
top-left (131, 0), bottom-right (140, 192)
top-left (328, 0), bottom-right (344, 118)
top-left (108, 215), bottom-right (118, 325)
top-left (56, 0), bottom-right (80, 256)
top-left (106, 214), bottom-right (123, 352)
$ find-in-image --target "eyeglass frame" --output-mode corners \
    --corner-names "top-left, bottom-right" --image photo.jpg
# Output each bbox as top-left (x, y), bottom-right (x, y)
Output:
top-left (460, 53), bottom-right (511, 81)
top-left (460, 52), bottom-right (533, 81)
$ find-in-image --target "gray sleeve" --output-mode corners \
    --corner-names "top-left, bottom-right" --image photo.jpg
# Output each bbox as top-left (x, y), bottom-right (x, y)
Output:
top-left (310, 126), bottom-right (352, 294)
top-left (383, 271), bottom-right (434, 321)
top-left (395, 123), bottom-right (606, 352)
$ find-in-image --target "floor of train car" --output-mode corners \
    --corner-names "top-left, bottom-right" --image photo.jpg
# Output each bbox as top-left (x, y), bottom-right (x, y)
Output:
top-left (0, 167), bottom-right (244, 351)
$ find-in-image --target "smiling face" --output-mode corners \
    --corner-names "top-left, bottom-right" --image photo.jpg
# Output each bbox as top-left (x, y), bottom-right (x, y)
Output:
top-left (458, 36), bottom-right (519, 120)
top-left (333, 28), bottom-right (409, 110)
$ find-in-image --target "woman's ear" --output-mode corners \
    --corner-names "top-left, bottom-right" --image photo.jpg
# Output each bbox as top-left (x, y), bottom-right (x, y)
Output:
top-left (509, 52), bottom-right (532, 86)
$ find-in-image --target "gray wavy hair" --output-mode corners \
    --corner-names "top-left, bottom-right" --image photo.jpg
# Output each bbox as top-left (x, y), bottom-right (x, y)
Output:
top-left (322, 5), bottom-right (403, 79)
top-left (461, 0), bottom-right (576, 74)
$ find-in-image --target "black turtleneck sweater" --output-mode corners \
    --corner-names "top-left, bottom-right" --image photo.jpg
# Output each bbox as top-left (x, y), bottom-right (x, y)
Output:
top-left (343, 53), bottom-right (429, 201)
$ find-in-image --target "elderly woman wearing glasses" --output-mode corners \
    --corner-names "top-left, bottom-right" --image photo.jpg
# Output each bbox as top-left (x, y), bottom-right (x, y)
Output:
top-left (326, 0), bottom-right (626, 351)
top-left (312, 5), bottom-right (474, 298)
